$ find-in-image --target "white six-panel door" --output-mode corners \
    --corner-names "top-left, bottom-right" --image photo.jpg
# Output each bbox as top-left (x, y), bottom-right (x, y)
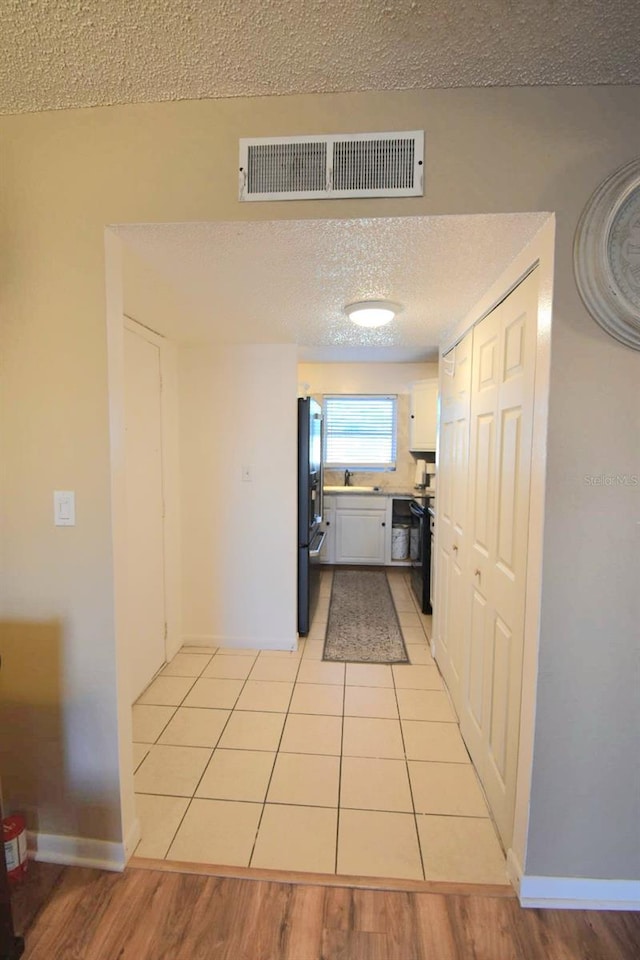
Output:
top-left (433, 330), bottom-right (472, 709)
top-left (460, 270), bottom-right (538, 848)
top-left (124, 322), bottom-right (167, 702)
top-left (434, 270), bottom-right (538, 850)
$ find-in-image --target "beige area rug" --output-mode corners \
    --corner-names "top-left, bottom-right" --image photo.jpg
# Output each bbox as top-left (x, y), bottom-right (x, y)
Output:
top-left (322, 570), bottom-right (409, 663)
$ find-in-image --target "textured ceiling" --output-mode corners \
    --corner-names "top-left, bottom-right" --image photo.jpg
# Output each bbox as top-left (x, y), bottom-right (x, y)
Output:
top-left (1, 1), bottom-right (639, 116)
top-left (114, 214), bottom-right (549, 361)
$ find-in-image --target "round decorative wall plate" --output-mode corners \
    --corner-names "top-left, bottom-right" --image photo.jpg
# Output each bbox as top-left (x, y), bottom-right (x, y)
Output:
top-left (574, 157), bottom-right (640, 350)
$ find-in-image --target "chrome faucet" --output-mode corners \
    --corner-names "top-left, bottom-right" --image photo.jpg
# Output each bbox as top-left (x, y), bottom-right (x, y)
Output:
top-left (344, 468), bottom-right (352, 487)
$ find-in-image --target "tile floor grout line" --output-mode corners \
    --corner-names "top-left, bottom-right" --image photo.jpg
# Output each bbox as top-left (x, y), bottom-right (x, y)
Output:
top-left (162, 796), bottom-right (196, 861)
top-left (135, 790), bottom-right (492, 819)
top-left (171, 665), bottom-right (260, 817)
top-left (246, 642), bottom-right (305, 868)
top-left (149, 646), bottom-right (282, 866)
top-left (334, 643), bottom-right (347, 876)
top-left (160, 651), bottom-right (215, 680)
top-left (389, 569), bottom-right (428, 881)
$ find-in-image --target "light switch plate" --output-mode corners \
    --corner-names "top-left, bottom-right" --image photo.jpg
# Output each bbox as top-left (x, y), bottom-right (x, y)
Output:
top-left (54, 490), bottom-right (75, 526)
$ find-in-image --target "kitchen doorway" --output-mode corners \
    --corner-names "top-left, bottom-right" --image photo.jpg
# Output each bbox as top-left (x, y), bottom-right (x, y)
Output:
top-left (105, 212), bottom-right (554, 890)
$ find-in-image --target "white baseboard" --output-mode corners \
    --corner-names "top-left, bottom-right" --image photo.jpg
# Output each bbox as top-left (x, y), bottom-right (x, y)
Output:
top-left (506, 848), bottom-right (523, 895)
top-left (518, 874), bottom-right (640, 910)
top-left (182, 634), bottom-right (298, 652)
top-left (28, 830), bottom-right (126, 872)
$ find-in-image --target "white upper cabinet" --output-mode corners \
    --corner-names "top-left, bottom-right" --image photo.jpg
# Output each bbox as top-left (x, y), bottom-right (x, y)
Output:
top-left (409, 379), bottom-right (439, 452)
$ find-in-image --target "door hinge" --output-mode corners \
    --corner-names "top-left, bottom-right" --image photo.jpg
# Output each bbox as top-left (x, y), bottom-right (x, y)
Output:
top-left (164, 622), bottom-right (168, 642)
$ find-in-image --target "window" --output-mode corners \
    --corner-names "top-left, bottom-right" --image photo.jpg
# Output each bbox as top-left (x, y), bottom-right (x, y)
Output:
top-left (323, 395), bottom-right (397, 470)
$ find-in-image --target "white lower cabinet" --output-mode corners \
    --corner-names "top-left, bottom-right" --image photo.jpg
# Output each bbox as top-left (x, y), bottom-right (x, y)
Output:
top-left (335, 509), bottom-right (386, 563)
top-left (321, 494), bottom-right (413, 565)
top-left (334, 506), bottom-right (387, 564)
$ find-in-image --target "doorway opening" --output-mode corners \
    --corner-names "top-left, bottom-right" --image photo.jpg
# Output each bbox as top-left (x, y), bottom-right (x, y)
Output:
top-left (106, 212), bottom-right (555, 890)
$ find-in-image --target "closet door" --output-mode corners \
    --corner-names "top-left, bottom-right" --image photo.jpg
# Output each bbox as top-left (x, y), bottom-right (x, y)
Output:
top-left (433, 330), bottom-right (472, 711)
top-left (460, 269), bottom-right (538, 849)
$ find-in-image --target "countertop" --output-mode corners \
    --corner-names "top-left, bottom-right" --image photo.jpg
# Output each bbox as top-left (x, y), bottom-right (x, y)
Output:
top-left (324, 487), bottom-right (434, 499)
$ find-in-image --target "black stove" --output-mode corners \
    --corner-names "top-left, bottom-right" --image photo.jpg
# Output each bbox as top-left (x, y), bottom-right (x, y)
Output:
top-left (408, 493), bottom-right (435, 614)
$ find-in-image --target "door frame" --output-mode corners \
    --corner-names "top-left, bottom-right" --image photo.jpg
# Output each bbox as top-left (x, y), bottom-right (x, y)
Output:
top-left (435, 215), bottom-right (556, 890)
top-left (123, 316), bottom-right (179, 694)
top-left (105, 231), bottom-right (183, 859)
top-left (105, 216), bottom-right (554, 874)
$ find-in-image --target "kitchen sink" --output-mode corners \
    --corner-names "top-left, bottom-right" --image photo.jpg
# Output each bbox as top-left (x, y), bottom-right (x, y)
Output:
top-left (323, 485), bottom-right (379, 493)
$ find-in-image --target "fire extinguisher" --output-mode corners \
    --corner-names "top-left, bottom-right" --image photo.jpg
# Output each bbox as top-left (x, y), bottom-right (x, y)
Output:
top-left (2, 814), bottom-right (28, 882)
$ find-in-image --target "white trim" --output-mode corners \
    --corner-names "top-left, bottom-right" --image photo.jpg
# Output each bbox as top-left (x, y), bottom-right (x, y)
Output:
top-left (28, 831), bottom-right (126, 872)
top-left (506, 848), bottom-right (523, 895)
top-left (182, 634), bottom-right (298, 652)
top-left (123, 316), bottom-right (183, 666)
top-left (519, 875), bottom-right (640, 911)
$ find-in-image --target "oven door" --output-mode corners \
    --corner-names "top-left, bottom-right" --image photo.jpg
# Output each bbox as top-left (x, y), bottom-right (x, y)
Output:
top-left (409, 500), bottom-right (425, 611)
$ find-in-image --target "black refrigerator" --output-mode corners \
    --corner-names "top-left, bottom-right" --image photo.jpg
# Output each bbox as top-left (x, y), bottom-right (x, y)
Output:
top-left (297, 397), bottom-right (324, 635)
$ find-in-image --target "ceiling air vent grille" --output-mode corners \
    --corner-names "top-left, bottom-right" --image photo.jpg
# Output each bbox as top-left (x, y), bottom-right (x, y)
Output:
top-left (239, 131), bottom-right (423, 202)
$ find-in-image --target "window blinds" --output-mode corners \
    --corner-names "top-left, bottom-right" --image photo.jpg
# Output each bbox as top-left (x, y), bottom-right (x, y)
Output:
top-left (323, 395), bottom-right (397, 470)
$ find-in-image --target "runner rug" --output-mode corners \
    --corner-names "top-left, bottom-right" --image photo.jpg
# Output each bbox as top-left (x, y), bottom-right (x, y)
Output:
top-left (322, 569), bottom-right (409, 663)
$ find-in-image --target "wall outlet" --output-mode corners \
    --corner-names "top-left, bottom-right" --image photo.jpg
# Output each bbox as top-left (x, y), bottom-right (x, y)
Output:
top-left (241, 465), bottom-right (252, 482)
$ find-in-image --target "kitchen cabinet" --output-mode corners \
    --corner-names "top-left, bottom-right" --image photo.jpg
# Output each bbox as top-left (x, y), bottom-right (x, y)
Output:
top-left (323, 494), bottom-right (415, 566)
top-left (334, 497), bottom-right (387, 564)
top-left (319, 496), bottom-right (335, 564)
top-left (409, 379), bottom-right (438, 452)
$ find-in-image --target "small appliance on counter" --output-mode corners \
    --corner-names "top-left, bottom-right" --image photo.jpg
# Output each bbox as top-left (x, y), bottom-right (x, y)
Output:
top-left (413, 459), bottom-right (427, 490)
top-left (425, 461), bottom-right (436, 497)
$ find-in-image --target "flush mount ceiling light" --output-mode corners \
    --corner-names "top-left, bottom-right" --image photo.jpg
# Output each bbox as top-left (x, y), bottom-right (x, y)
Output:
top-left (345, 300), bottom-right (401, 328)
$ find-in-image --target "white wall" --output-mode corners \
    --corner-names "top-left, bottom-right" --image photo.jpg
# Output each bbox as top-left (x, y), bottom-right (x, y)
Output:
top-left (298, 361), bottom-right (437, 395)
top-left (180, 344), bottom-right (298, 649)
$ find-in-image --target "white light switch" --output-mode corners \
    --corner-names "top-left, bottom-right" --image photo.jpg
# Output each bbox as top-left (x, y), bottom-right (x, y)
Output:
top-left (54, 490), bottom-right (75, 526)
top-left (241, 465), bottom-right (252, 482)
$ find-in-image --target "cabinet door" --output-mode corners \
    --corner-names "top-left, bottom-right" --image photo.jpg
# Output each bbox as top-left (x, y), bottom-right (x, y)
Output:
top-left (410, 379), bottom-right (438, 451)
top-left (335, 510), bottom-right (386, 564)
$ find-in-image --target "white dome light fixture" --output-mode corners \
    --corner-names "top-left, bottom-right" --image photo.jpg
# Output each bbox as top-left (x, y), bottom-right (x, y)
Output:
top-left (345, 299), bottom-right (400, 328)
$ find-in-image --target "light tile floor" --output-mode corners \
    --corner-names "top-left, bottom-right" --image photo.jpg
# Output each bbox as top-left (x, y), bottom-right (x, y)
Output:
top-left (132, 569), bottom-right (508, 885)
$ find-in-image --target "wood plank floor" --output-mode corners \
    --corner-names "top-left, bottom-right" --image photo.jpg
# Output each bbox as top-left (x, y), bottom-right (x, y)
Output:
top-left (14, 863), bottom-right (640, 960)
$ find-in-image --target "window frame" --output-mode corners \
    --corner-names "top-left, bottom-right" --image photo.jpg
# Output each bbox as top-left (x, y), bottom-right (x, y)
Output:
top-left (322, 393), bottom-right (398, 472)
